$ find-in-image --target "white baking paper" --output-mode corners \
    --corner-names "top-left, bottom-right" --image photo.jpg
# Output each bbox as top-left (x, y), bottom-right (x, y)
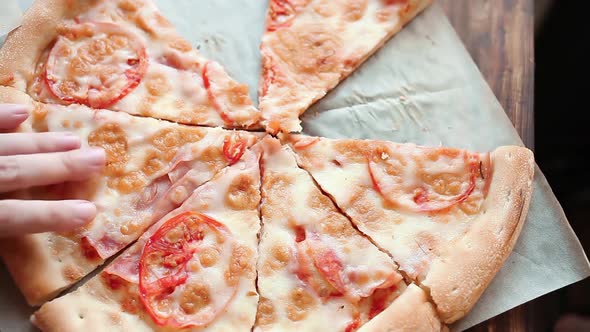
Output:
top-left (1, 1), bottom-right (589, 331)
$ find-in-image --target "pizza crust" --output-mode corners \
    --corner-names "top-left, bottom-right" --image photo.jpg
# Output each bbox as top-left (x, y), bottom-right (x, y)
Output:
top-left (0, 0), bottom-right (92, 89)
top-left (358, 284), bottom-right (445, 332)
top-left (31, 278), bottom-right (154, 332)
top-left (421, 146), bottom-right (535, 323)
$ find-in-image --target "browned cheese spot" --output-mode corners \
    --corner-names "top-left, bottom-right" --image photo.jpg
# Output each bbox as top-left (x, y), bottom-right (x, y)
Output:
top-left (226, 174), bottom-right (260, 210)
top-left (263, 244), bottom-right (291, 275)
top-left (145, 72), bottom-right (171, 97)
top-left (286, 287), bottom-right (315, 321)
top-left (225, 245), bottom-right (254, 286)
top-left (117, 0), bottom-right (141, 12)
top-left (31, 104), bottom-right (49, 132)
top-left (272, 24), bottom-right (342, 78)
top-left (88, 122), bottom-right (129, 177)
top-left (320, 212), bottom-right (356, 238)
top-left (200, 145), bottom-right (226, 171)
top-left (344, 0), bottom-right (368, 21)
top-left (180, 283), bottom-right (211, 315)
top-left (256, 297), bottom-right (276, 326)
top-left (199, 246), bottom-right (220, 267)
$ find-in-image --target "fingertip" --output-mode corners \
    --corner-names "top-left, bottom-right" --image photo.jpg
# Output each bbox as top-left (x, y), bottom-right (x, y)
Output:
top-left (0, 104), bottom-right (30, 130)
top-left (71, 201), bottom-right (97, 225)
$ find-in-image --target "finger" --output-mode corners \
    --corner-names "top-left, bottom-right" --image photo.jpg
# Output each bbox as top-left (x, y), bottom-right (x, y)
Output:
top-left (0, 132), bottom-right (81, 156)
top-left (0, 104), bottom-right (29, 130)
top-left (0, 148), bottom-right (106, 193)
top-left (0, 200), bottom-right (96, 236)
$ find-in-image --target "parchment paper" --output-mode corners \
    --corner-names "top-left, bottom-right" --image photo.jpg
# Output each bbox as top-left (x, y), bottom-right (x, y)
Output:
top-left (1, 1), bottom-right (589, 331)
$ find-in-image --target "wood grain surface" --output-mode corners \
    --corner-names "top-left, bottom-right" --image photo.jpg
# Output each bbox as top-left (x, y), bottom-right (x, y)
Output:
top-left (440, 0), bottom-right (535, 150)
top-left (439, 0), bottom-right (538, 331)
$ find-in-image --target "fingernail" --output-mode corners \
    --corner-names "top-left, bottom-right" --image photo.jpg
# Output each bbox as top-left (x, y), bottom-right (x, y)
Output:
top-left (57, 133), bottom-right (81, 148)
top-left (74, 148), bottom-right (106, 168)
top-left (72, 202), bottom-right (97, 223)
top-left (1, 104), bottom-right (29, 117)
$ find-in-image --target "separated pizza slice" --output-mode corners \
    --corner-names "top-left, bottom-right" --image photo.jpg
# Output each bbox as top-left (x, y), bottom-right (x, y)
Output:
top-left (255, 136), bottom-right (442, 331)
top-left (285, 135), bottom-right (535, 324)
top-left (258, 0), bottom-right (432, 133)
top-left (0, 0), bottom-right (260, 128)
top-left (31, 148), bottom-right (261, 331)
top-left (0, 87), bottom-right (258, 305)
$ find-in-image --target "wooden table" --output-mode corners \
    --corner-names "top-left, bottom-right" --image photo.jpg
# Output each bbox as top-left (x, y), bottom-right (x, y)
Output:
top-left (440, 0), bottom-right (540, 331)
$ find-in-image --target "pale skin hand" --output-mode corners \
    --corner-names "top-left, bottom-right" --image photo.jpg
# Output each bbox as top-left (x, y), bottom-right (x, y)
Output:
top-left (0, 104), bottom-right (106, 237)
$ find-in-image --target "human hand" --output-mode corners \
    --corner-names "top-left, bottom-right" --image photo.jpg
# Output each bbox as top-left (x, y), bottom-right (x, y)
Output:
top-left (0, 104), bottom-right (106, 237)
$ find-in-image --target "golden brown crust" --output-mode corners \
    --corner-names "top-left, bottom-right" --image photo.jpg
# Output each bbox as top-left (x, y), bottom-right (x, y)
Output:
top-left (359, 284), bottom-right (444, 332)
top-left (31, 278), bottom-right (153, 332)
top-left (421, 146), bottom-right (535, 323)
top-left (0, 0), bottom-right (95, 89)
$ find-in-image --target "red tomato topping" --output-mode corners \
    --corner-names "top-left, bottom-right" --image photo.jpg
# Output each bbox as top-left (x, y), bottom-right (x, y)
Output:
top-left (267, 0), bottom-right (297, 31)
top-left (223, 134), bottom-right (247, 165)
top-left (45, 21), bottom-right (147, 109)
top-left (139, 212), bottom-right (237, 328)
top-left (292, 136), bottom-right (320, 150)
top-left (345, 317), bottom-right (361, 332)
top-left (368, 147), bottom-right (489, 213)
top-left (294, 225), bottom-right (306, 243)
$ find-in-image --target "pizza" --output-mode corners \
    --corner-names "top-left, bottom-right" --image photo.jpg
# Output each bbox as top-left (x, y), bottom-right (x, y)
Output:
top-left (0, 0), bottom-right (537, 330)
top-left (284, 134), bottom-right (534, 323)
top-left (256, 136), bottom-right (442, 331)
top-left (0, 86), bottom-right (258, 305)
top-left (259, 0), bottom-right (432, 133)
top-left (0, 0), bottom-right (260, 129)
top-left (32, 148), bottom-right (261, 331)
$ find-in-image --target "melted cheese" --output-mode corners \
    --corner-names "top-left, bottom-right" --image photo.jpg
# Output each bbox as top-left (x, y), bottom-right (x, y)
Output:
top-left (29, 0), bottom-right (260, 128)
top-left (260, 0), bottom-right (429, 132)
top-left (289, 136), bottom-right (489, 280)
top-left (36, 149), bottom-right (261, 331)
top-left (256, 137), bottom-right (403, 331)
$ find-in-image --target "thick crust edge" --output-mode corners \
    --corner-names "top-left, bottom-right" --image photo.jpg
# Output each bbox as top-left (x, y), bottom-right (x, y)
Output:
top-left (359, 284), bottom-right (445, 332)
top-left (0, 0), bottom-right (93, 89)
top-left (422, 146), bottom-right (535, 323)
top-left (31, 278), bottom-right (152, 332)
top-left (1, 234), bottom-right (69, 305)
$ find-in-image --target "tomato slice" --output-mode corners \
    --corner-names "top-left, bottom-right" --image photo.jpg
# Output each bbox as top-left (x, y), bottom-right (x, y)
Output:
top-left (295, 240), bottom-right (341, 299)
top-left (296, 231), bottom-right (399, 302)
top-left (223, 134), bottom-right (247, 165)
top-left (45, 21), bottom-right (147, 109)
top-left (368, 147), bottom-right (488, 213)
top-left (139, 212), bottom-right (238, 328)
top-left (267, 0), bottom-right (297, 31)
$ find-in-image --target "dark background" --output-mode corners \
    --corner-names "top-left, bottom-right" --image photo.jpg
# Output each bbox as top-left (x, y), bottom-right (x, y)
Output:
top-left (535, 0), bottom-right (589, 330)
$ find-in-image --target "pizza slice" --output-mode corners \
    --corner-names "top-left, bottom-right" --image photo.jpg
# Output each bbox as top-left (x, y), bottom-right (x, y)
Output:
top-left (258, 0), bottom-right (432, 133)
top-left (285, 135), bottom-right (535, 324)
top-left (31, 148), bottom-right (261, 331)
top-left (0, 86), bottom-right (258, 305)
top-left (255, 136), bottom-right (442, 331)
top-left (0, 0), bottom-right (260, 128)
